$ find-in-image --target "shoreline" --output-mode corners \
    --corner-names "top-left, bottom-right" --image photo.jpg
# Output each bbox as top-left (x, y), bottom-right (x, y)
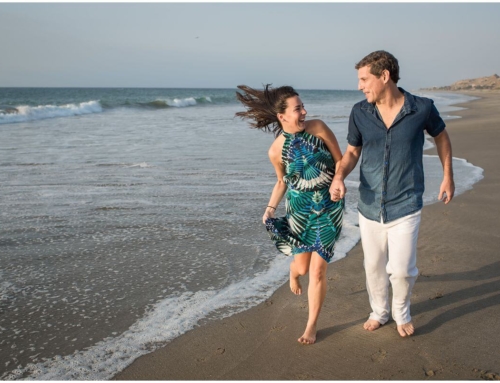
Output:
top-left (114, 91), bottom-right (500, 380)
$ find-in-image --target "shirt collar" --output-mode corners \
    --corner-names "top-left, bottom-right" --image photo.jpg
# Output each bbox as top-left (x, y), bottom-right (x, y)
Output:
top-left (361, 87), bottom-right (418, 115)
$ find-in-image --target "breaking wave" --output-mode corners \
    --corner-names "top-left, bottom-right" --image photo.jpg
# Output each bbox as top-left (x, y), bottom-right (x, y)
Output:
top-left (0, 101), bottom-right (103, 125)
top-left (144, 96), bottom-right (212, 109)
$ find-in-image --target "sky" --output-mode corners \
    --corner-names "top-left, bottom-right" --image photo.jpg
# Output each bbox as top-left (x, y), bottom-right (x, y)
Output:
top-left (1, 2), bottom-right (499, 90)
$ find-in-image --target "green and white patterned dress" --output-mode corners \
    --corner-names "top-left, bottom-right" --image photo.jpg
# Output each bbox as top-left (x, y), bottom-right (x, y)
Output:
top-left (265, 130), bottom-right (344, 262)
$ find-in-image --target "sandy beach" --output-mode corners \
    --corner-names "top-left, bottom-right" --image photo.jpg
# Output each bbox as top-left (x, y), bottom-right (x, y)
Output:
top-left (114, 91), bottom-right (500, 380)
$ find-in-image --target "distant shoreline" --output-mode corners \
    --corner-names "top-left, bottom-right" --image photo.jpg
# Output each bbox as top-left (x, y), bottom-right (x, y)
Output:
top-left (421, 74), bottom-right (500, 92)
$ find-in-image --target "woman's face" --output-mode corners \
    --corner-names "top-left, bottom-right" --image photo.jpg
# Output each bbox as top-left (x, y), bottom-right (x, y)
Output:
top-left (278, 95), bottom-right (307, 132)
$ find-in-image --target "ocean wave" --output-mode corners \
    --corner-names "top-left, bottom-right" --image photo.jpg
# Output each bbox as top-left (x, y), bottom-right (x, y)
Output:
top-left (0, 101), bottom-right (103, 125)
top-left (127, 162), bottom-right (153, 168)
top-left (307, 114), bottom-right (349, 120)
top-left (143, 96), bottom-right (212, 109)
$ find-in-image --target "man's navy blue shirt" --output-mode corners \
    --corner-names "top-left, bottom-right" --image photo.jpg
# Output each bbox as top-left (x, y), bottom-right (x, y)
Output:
top-left (347, 88), bottom-right (445, 223)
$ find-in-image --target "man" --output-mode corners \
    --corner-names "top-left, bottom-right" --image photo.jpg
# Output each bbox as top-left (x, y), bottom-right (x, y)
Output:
top-left (330, 50), bottom-right (454, 337)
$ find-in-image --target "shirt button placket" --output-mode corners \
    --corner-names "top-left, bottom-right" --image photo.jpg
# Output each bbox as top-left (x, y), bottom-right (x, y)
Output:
top-left (381, 130), bottom-right (391, 222)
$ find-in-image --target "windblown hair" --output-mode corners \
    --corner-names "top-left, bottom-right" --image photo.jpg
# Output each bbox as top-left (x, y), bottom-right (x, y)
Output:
top-left (235, 84), bottom-right (299, 137)
top-left (355, 50), bottom-right (400, 84)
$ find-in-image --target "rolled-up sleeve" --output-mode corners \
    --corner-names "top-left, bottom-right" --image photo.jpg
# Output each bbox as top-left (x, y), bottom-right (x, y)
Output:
top-left (425, 100), bottom-right (446, 137)
top-left (347, 107), bottom-right (363, 147)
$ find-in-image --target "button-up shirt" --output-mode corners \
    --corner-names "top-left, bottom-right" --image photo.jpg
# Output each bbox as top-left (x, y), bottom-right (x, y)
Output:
top-left (347, 88), bottom-right (445, 223)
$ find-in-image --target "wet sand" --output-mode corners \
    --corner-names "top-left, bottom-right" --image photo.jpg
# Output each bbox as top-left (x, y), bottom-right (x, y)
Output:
top-left (114, 91), bottom-right (500, 380)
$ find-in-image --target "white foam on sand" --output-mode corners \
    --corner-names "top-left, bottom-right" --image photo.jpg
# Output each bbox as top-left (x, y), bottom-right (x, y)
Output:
top-left (2, 256), bottom-right (292, 380)
top-left (1, 180), bottom-right (364, 380)
top-left (423, 155), bottom-right (484, 205)
top-left (1, 157), bottom-right (483, 380)
top-left (1, 92), bottom-right (484, 381)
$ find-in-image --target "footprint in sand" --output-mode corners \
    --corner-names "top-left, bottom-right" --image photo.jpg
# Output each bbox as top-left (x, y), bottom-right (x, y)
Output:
top-left (419, 272), bottom-right (431, 278)
top-left (350, 284), bottom-right (365, 292)
top-left (475, 369), bottom-right (500, 380)
top-left (270, 324), bottom-right (286, 332)
top-left (196, 357), bottom-right (207, 363)
top-left (431, 255), bottom-right (444, 263)
top-left (237, 321), bottom-right (246, 330)
top-left (424, 369), bottom-right (436, 377)
top-left (429, 292), bottom-right (444, 300)
top-left (371, 349), bottom-right (388, 363)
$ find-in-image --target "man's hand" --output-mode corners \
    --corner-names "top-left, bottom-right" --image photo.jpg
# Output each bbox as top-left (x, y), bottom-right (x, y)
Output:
top-left (438, 177), bottom-right (455, 204)
top-left (434, 130), bottom-right (454, 204)
top-left (330, 177), bottom-right (346, 202)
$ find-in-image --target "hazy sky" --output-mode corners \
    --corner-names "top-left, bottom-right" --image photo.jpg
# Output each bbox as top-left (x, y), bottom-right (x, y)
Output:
top-left (1, 2), bottom-right (499, 90)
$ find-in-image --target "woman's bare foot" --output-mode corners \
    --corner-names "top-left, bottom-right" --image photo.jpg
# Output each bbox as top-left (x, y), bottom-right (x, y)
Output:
top-left (397, 322), bottom-right (415, 337)
top-left (363, 319), bottom-right (382, 331)
top-left (298, 324), bottom-right (316, 344)
top-left (290, 272), bottom-right (302, 295)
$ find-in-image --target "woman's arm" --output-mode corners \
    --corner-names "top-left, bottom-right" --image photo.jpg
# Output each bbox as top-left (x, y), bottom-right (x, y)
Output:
top-left (307, 119), bottom-right (343, 172)
top-left (263, 136), bottom-right (287, 224)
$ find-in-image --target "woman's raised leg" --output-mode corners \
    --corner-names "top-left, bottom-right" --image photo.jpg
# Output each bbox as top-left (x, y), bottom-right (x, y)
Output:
top-left (289, 252), bottom-right (312, 295)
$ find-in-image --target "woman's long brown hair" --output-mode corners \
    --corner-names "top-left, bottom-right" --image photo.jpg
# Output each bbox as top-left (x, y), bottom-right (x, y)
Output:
top-left (235, 84), bottom-right (298, 137)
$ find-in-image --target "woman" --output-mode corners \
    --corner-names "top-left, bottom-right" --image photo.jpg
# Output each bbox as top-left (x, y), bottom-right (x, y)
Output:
top-left (235, 84), bottom-right (344, 344)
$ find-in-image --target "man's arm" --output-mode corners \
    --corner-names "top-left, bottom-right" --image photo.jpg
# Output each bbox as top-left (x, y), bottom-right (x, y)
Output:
top-left (330, 144), bottom-right (362, 201)
top-left (433, 129), bottom-right (455, 204)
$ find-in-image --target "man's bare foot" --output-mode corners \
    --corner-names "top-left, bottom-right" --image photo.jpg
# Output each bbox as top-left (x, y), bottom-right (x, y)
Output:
top-left (298, 324), bottom-right (316, 344)
top-left (363, 319), bottom-right (382, 331)
top-left (290, 273), bottom-right (302, 295)
top-left (397, 322), bottom-right (415, 337)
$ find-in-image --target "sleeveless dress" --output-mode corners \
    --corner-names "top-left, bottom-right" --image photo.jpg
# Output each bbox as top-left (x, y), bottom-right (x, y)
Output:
top-left (265, 130), bottom-right (344, 263)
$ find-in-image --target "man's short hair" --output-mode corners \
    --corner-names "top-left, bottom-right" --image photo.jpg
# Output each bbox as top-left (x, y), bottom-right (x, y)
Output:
top-left (355, 50), bottom-right (400, 84)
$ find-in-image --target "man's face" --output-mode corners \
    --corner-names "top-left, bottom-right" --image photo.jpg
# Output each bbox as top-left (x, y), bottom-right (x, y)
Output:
top-left (357, 65), bottom-right (386, 104)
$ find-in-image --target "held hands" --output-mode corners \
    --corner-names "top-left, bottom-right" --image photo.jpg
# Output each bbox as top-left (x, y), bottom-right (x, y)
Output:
top-left (330, 177), bottom-right (346, 202)
top-left (438, 177), bottom-right (455, 204)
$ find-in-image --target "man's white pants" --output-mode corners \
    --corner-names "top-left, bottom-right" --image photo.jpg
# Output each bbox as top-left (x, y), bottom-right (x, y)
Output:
top-left (358, 210), bottom-right (421, 325)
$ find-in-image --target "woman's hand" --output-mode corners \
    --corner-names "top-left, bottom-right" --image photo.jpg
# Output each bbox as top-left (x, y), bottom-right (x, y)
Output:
top-left (330, 176), bottom-right (346, 202)
top-left (262, 206), bottom-right (276, 224)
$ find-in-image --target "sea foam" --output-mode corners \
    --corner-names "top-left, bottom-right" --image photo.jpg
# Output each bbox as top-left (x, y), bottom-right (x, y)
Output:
top-left (147, 96), bottom-right (212, 109)
top-left (2, 256), bottom-right (291, 380)
top-left (0, 178), bottom-right (362, 381)
top-left (0, 88), bottom-right (485, 381)
top-left (0, 101), bottom-right (102, 125)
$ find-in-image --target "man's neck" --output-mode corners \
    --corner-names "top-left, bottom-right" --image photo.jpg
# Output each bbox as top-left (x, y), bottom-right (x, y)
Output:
top-left (375, 85), bottom-right (404, 110)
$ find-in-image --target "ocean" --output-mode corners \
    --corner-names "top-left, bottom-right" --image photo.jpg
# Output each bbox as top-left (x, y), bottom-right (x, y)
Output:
top-left (0, 87), bottom-right (483, 379)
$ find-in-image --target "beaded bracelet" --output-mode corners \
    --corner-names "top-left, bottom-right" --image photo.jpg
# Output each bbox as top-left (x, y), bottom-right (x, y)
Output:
top-left (267, 206), bottom-right (276, 210)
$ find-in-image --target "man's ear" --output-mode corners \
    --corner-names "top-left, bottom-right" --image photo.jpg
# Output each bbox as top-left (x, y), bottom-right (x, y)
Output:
top-left (382, 69), bottom-right (391, 84)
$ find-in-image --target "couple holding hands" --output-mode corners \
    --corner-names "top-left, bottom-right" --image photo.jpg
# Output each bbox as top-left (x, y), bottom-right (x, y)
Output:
top-left (236, 50), bottom-right (454, 344)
